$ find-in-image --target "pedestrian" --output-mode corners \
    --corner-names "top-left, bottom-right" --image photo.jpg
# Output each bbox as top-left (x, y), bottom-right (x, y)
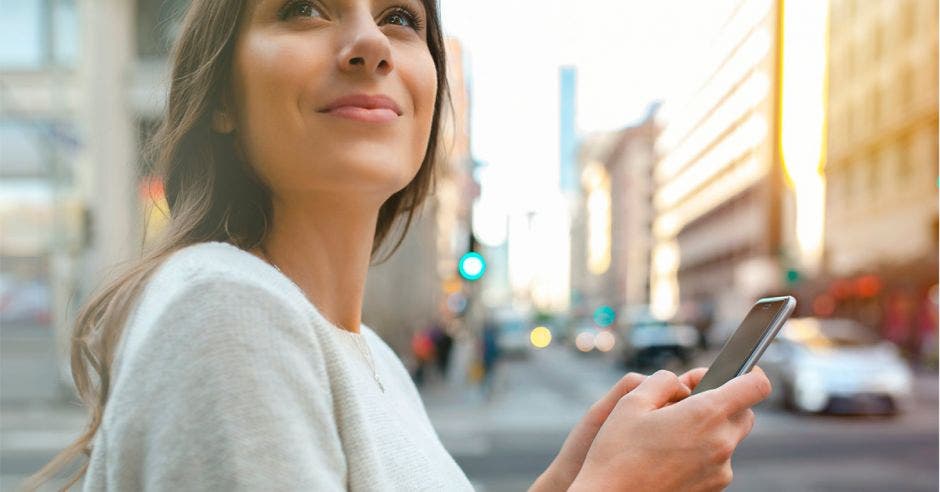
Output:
top-left (411, 326), bottom-right (436, 386)
top-left (429, 319), bottom-right (453, 378)
top-left (480, 318), bottom-right (501, 399)
top-left (26, 1), bottom-right (773, 490)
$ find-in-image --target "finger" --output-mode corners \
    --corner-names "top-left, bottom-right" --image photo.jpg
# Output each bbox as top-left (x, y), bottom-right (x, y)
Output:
top-left (624, 370), bottom-right (691, 411)
top-left (678, 367), bottom-right (708, 391)
top-left (610, 372), bottom-right (647, 397)
top-left (728, 408), bottom-right (756, 443)
top-left (707, 366), bottom-right (772, 417)
top-left (586, 372), bottom-right (646, 425)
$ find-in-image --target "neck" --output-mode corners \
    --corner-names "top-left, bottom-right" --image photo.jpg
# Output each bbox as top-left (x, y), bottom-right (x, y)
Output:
top-left (254, 192), bottom-right (381, 335)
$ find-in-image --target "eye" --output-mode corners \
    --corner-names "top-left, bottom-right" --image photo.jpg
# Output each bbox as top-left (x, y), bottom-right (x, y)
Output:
top-left (278, 0), bottom-right (323, 21)
top-left (384, 6), bottom-right (424, 31)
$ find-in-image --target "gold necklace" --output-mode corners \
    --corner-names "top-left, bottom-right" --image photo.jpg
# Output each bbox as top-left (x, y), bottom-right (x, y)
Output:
top-left (257, 244), bottom-right (385, 393)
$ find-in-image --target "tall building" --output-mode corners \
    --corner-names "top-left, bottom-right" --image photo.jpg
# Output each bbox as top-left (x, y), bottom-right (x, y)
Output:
top-left (559, 66), bottom-right (578, 194)
top-left (822, 0), bottom-right (938, 351)
top-left (824, 0), bottom-right (938, 276)
top-left (570, 130), bottom-right (621, 319)
top-left (651, 0), bottom-right (784, 337)
top-left (570, 109), bottom-right (659, 324)
top-left (611, 107), bottom-right (659, 311)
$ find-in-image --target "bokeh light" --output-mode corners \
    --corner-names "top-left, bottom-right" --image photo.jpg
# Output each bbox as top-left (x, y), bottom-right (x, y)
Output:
top-left (529, 326), bottom-right (552, 348)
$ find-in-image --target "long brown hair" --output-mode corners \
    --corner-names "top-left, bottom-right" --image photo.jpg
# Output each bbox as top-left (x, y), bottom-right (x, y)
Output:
top-left (26, 0), bottom-right (451, 489)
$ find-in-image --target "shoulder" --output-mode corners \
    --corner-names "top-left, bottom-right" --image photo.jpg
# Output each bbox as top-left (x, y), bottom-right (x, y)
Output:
top-left (135, 241), bottom-right (310, 323)
top-left (116, 242), bottom-right (317, 373)
top-left (154, 241), bottom-right (300, 302)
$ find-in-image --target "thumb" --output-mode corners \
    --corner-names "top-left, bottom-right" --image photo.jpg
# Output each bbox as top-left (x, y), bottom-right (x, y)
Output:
top-left (625, 370), bottom-right (691, 411)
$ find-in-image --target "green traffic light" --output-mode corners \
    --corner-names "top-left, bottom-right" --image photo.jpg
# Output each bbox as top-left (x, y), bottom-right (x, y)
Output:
top-left (458, 252), bottom-right (486, 281)
top-left (593, 305), bottom-right (615, 327)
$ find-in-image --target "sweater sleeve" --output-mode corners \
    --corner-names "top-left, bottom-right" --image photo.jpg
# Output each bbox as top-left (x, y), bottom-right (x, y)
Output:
top-left (99, 278), bottom-right (347, 491)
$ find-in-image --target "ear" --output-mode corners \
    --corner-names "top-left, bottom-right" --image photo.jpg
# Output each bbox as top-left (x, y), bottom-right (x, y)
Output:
top-left (212, 109), bottom-right (236, 134)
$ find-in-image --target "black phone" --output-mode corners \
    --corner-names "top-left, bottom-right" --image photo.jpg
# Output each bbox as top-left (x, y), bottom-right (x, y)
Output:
top-left (691, 296), bottom-right (797, 395)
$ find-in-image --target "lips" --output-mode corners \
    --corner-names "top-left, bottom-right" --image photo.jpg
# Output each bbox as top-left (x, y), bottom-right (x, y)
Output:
top-left (319, 93), bottom-right (403, 116)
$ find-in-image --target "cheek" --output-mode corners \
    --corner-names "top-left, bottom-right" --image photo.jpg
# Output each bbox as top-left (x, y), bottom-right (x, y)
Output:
top-left (231, 35), bottom-right (313, 165)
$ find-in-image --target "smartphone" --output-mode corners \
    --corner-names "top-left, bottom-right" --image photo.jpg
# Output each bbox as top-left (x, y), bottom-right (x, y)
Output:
top-left (690, 296), bottom-right (797, 395)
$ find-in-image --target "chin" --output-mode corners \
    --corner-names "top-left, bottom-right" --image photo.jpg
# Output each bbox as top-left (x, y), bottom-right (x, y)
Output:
top-left (336, 161), bottom-right (419, 196)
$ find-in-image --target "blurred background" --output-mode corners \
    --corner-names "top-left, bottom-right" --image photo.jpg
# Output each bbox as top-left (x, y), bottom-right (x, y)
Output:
top-left (0, 0), bottom-right (937, 490)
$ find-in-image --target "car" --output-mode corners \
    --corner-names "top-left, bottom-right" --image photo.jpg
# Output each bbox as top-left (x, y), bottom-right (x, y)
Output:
top-left (488, 307), bottom-right (534, 358)
top-left (618, 319), bottom-right (698, 372)
top-left (760, 317), bottom-right (913, 415)
top-left (0, 276), bottom-right (51, 327)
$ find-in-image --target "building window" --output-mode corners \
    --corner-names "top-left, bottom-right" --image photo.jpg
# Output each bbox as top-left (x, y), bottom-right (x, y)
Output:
top-left (872, 22), bottom-right (883, 61)
top-left (930, 47), bottom-right (939, 98)
top-left (865, 87), bottom-right (878, 135)
top-left (901, 0), bottom-right (917, 41)
top-left (843, 43), bottom-right (852, 80)
top-left (0, 119), bottom-right (77, 184)
top-left (873, 84), bottom-right (884, 129)
top-left (899, 63), bottom-right (915, 112)
top-left (872, 151), bottom-right (883, 198)
top-left (0, 0), bottom-right (77, 69)
top-left (845, 103), bottom-right (855, 142)
top-left (898, 133), bottom-right (914, 183)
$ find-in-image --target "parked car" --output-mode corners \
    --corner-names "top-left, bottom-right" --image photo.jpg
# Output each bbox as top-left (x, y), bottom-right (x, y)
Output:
top-left (489, 307), bottom-right (534, 358)
top-left (0, 275), bottom-right (51, 327)
top-left (618, 319), bottom-right (698, 372)
top-left (761, 317), bottom-right (913, 415)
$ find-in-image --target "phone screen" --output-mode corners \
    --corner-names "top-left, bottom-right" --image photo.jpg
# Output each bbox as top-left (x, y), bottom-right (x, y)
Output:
top-left (691, 298), bottom-right (792, 395)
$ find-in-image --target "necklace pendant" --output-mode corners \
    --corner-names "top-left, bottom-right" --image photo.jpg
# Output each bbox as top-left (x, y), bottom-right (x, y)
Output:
top-left (375, 376), bottom-right (385, 393)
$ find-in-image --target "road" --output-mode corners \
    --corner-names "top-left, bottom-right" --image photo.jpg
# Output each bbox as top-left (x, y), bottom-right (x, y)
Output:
top-left (1, 339), bottom-right (936, 491)
top-left (421, 344), bottom-right (939, 492)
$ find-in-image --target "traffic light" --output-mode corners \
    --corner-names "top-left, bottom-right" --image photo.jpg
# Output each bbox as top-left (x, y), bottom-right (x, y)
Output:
top-left (458, 252), bottom-right (486, 281)
top-left (593, 305), bottom-right (616, 327)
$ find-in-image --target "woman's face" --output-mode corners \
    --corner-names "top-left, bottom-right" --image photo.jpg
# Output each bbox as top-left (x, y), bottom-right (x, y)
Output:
top-left (229, 0), bottom-right (437, 201)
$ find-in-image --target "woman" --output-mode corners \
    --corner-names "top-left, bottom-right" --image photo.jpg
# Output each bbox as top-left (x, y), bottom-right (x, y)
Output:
top-left (29, 0), bottom-right (771, 490)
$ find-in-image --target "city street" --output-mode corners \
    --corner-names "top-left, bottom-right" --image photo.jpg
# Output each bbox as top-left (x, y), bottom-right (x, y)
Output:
top-left (1, 0), bottom-right (937, 491)
top-left (1, 340), bottom-right (936, 491)
top-left (421, 344), bottom-right (939, 492)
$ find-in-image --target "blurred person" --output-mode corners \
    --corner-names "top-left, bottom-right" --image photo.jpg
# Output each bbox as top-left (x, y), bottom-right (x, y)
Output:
top-left (410, 325), bottom-right (436, 386)
top-left (913, 288), bottom-right (939, 368)
top-left (27, 0), bottom-right (773, 490)
top-left (480, 317), bottom-right (501, 400)
top-left (884, 290), bottom-right (915, 355)
top-left (429, 318), bottom-right (453, 378)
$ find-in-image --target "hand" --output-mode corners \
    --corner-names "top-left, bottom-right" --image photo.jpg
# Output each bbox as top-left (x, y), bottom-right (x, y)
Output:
top-left (570, 367), bottom-right (771, 492)
top-left (529, 368), bottom-right (704, 492)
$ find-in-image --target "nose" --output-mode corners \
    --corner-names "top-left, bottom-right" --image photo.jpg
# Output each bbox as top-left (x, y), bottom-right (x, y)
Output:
top-left (336, 10), bottom-right (393, 76)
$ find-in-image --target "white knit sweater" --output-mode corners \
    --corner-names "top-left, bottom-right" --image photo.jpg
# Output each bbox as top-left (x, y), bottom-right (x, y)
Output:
top-left (83, 241), bottom-right (474, 491)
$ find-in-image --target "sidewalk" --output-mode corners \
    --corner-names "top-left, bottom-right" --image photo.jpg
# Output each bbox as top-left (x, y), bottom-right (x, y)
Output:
top-left (0, 398), bottom-right (88, 491)
top-left (417, 347), bottom-right (607, 455)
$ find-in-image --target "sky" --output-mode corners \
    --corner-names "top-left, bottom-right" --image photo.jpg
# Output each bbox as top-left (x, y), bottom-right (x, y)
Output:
top-left (439, 0), bottom-right (734, 209)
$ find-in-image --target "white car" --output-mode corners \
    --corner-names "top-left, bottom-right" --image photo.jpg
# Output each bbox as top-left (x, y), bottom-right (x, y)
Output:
top-left (761, 317), bottom-right (913, 414)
